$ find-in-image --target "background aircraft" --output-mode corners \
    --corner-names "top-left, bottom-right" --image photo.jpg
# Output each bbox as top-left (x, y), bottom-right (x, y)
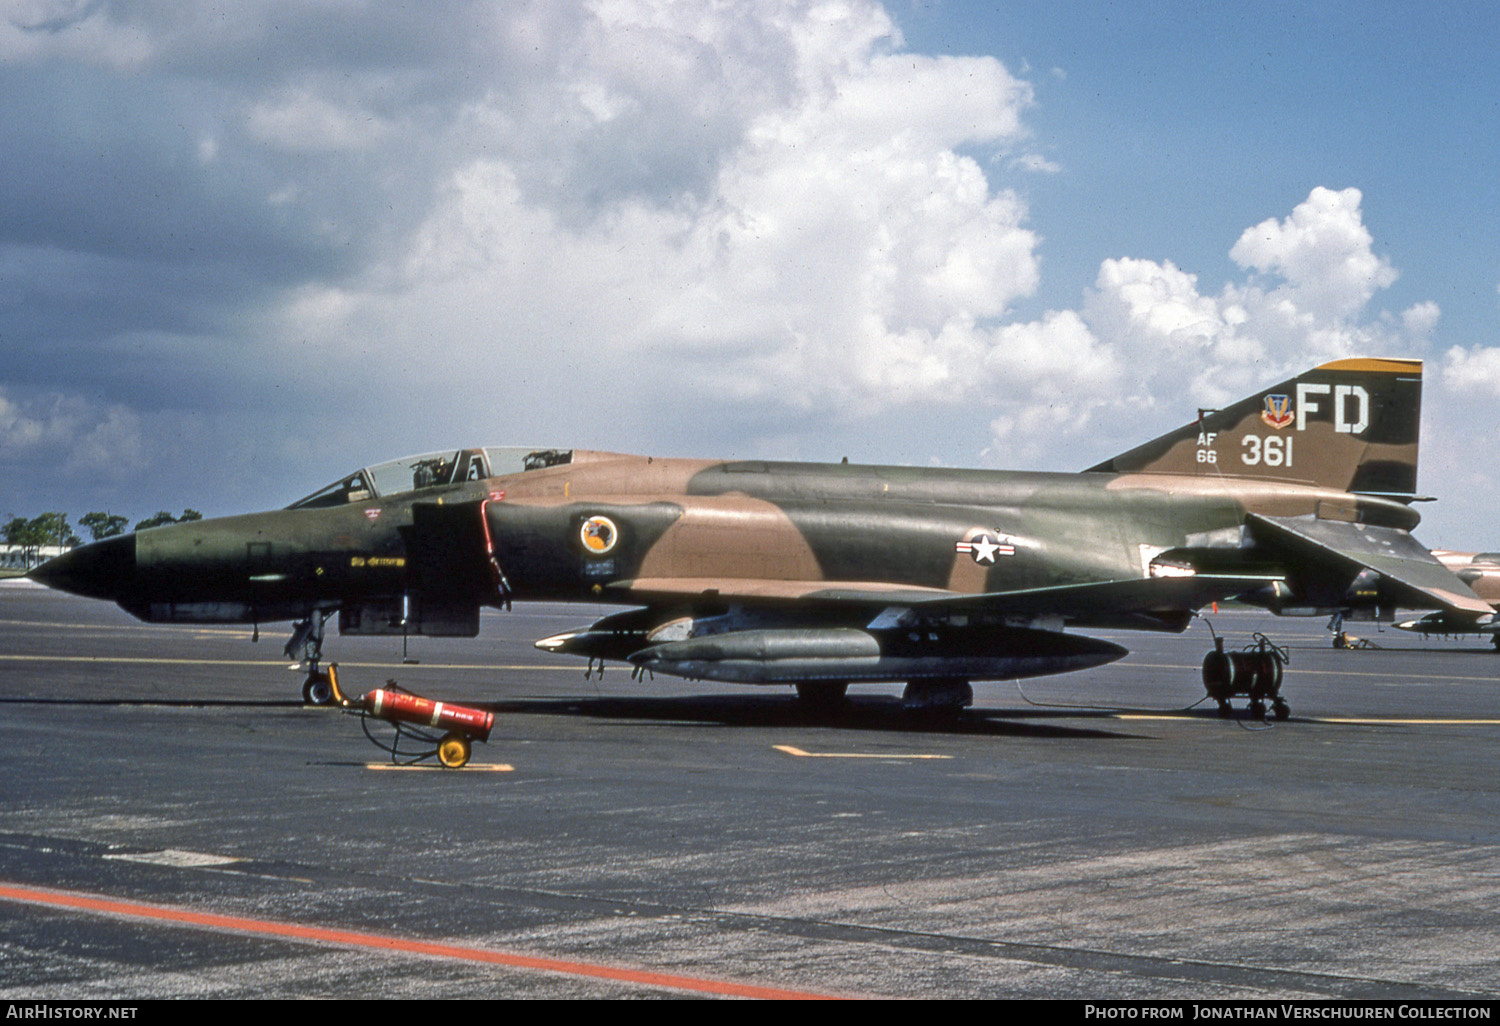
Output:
top-left (1394, 551), bottom-right (1500, 647)
top-left (30, 358), bottom-right (1490, 717)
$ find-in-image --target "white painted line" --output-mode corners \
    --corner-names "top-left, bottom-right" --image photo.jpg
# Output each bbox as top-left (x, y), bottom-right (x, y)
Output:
top-left (103, 849), bottom-right (242, 868)
top-left (774, 745), bottom-right (951, 760)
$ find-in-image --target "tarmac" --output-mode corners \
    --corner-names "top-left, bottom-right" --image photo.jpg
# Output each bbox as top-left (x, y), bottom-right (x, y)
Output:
top-left (2, 578), bottom-right (1499, 999)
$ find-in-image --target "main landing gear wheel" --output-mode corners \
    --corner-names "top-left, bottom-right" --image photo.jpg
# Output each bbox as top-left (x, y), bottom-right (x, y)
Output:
top-left (437, 733), bottom-right (472, 769)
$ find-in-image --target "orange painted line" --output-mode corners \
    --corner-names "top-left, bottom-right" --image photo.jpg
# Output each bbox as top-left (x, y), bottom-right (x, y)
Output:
top-left (0, 881), bottom-right (837, 1000)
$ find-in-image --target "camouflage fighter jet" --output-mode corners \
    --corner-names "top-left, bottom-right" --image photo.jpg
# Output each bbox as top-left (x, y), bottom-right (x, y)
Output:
top-left (1394, 550), bottom-right (1500, 648)
top-left (30, 358), bottom-right (1492, 716)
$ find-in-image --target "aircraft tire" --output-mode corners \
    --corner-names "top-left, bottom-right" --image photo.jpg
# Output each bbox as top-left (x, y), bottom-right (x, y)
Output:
top-left (302, 673), bottom-right (334, 706)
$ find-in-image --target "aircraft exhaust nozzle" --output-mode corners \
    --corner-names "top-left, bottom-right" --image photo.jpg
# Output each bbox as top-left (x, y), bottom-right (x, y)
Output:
top-left (629, 626), bottom-right (1126, 686)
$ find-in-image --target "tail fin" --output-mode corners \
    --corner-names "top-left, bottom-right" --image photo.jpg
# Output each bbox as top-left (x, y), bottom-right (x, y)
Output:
top-left (1086, 358), bottom-right (1423, 497)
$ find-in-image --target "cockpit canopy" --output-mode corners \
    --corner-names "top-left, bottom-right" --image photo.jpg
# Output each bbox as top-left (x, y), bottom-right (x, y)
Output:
top-left (287, 447), bottom-right (574, 510)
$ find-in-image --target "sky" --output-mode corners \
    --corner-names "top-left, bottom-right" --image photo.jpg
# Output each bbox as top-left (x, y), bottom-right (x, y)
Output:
top-left (2, 0), bottom-right (1499, 547)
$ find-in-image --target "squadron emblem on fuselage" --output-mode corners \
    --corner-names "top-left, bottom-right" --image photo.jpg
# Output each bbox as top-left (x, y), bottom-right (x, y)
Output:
top-left (579, 515), bottom-right (619, 555)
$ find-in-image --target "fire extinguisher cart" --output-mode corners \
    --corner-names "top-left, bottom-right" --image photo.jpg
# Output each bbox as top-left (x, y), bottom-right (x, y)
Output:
top-left (322, 665), bottom-right (495, 768)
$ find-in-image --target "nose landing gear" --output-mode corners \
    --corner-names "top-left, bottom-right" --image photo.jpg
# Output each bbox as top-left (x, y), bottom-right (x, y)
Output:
top-left (287, 611), bottom-right (338, 705)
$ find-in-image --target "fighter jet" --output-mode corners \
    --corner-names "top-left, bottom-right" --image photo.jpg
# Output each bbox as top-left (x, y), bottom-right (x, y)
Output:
top-left (1394, 550), bottom-right (1500, 647)
top-left (30, 358), bottom-right (1492, 716)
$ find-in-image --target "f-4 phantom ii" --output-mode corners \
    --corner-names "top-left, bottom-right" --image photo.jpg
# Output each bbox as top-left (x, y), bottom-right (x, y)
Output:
top-left (31, 357), bottom-right (1493, 719)
top-left (1394, 551), bottom-right (1500, 648)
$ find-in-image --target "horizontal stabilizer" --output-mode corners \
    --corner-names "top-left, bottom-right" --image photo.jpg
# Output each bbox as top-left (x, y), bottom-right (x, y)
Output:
top-left (1248, 514), bottom-right (1494, 619)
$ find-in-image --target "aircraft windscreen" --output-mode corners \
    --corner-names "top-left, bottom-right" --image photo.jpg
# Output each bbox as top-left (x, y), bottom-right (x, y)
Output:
top-left (484, 447), bottom-right (573, 476)
top-left (288, 448), bottom-right (573, 509)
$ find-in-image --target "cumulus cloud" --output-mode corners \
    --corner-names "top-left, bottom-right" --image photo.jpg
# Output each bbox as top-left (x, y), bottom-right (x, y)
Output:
top-left (1012, 186), bottom-right (1440, 462)
top-left (1441, 346), bottom-right (1500, 395)
top-left (1229, 186), bottom-right (1398, 322)
top-left (0, 0), bottom-right (155, 68)
top-left (0, 0), bottom-right (1461, 515)
top-left (277, 0), bottom-right (1048, 424)
top-left (0, 388), bottom-right (144, 476)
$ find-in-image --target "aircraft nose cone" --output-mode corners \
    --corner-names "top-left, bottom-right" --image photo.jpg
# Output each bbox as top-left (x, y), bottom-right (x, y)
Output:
top-left (28, 534), bottom-right (136, 601)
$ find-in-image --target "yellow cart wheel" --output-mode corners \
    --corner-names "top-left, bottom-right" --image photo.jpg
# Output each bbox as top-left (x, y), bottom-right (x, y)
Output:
top-left (438, 734), bottom-right (471, 769)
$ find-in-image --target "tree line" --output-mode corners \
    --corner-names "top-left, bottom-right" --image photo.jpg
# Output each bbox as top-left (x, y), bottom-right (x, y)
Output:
top-left (2, 510), bottom-right (204, 564)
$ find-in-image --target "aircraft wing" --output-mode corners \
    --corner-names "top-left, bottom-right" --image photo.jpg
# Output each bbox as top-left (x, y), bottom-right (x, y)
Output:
top-left (900, 573), bottom-right (1281, 620)
top-left (1247, 514), bottom-right (1495, 619)
top-left (607, 573), bottom-right (1278, 624)
top-left (607, 578), bottom-right (957, 605)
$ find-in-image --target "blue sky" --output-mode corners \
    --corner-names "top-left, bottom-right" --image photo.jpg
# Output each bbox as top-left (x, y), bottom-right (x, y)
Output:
top-left (2, 1), bottom-right (1498, 546)
top-left (900, 1), bottom-right (1500, 343)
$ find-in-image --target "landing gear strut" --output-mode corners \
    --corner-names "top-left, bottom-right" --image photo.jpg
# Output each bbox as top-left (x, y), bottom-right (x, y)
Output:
top-left (1326, 611), bottom-right (1383, 650)
top-left (1202, 634), bottom-right (1290, 721)
top-left (287, 610), bottom-right (337, 705)
top-left (1328, 611), bottom-right (1350, 649)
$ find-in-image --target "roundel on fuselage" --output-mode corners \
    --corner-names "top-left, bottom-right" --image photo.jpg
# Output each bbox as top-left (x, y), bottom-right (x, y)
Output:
top-left (579, 515), bottom-right (619, 556)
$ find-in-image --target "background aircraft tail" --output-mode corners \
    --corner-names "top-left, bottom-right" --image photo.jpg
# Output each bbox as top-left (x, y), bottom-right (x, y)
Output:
top-left (1086, 358), bottom-right (1422, 497)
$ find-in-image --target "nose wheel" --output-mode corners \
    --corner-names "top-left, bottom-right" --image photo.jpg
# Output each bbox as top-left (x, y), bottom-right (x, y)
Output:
top-left (302, 670), bottom-right (336, 706)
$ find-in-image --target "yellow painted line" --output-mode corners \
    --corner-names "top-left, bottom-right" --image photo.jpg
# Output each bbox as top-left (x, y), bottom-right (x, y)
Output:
top-left (774, 745), bottom-right (951, 760)
top-left (0, 654), bottom-right (579, 671)
top-left (1309, 717), bottom-right (1500, 726)
top-left (1115, 713), bottom-right (1500, 726)
top-left (1123, 661), bottom-right (1500, 684)
top-left (0, 654), bottom-right (301, 667)
top-left (0, 618), bottom-right (255, 635)
top-left (366, 763), bottom-right (514, 772)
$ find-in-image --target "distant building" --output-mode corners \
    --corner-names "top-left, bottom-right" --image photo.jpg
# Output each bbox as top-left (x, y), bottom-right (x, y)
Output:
top-left (0, 544), bottom-right (72, 571)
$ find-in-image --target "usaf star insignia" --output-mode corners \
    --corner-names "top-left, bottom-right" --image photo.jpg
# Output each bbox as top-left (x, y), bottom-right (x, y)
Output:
top-left (956, 532), bottom-right (1016, 564)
